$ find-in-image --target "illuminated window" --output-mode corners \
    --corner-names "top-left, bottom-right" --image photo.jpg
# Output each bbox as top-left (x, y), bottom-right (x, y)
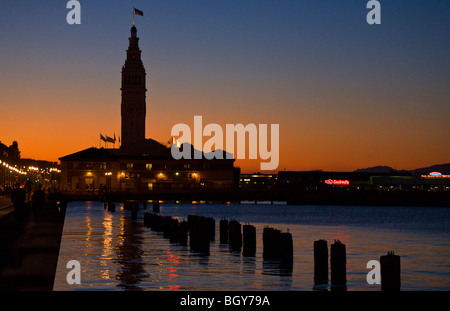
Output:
top-left (146, 163), bottom-right (152, 170)
top-left (127, 163), bottom-right (134, 170)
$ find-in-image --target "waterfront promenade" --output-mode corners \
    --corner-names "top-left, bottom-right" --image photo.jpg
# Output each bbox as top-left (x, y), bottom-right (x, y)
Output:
top-left (0, 195), bottom-right (65, 291)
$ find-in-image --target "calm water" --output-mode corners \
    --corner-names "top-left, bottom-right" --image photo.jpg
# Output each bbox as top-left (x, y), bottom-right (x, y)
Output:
top-left (53, 201), bottom-right (450, 291)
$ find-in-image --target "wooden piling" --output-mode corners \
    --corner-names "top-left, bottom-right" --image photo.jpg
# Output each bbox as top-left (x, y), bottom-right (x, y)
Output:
top-left (153, 201), bottom-right (160, 213)
top-left (314, 240), bottom-right (328, 285)
top-left (242, 224), bottom-right (256, 257)
top-left (220, 219), bottom-right (229, 244)
top-left (206, 217), bottom-right (215, 241)
top-left (143, 212), bottom-right (151, 228)
top-left (380, 251), bottom-right (401, 291)
top-left (189, 215), bottom-right (210, 254)
top-left (177, 221), bottom-right (189, 246)
top-left (107, 202), bottom-right (115, 212)
top-left (330, 240), bottom-right (346, 290)
top-left (154, 214), bottom-right (164, 232)
top-left (228, 220), bottom-right (242, 251)
top-left (162, 216), bottom-right (173, 237)
top-left (280, 232), bottom-right (293, 265)
top-left (168, 218), bottom-right (180, 242)
top-left (263, 227), bottom-right (280, 260)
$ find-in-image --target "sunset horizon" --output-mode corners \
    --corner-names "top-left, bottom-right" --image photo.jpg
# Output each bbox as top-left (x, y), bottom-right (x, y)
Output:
top-left (1, 1), bottom-right (449, 173)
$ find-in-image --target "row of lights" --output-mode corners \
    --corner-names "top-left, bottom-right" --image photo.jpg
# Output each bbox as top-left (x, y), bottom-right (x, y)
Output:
top-left (159, 172), bottom-right (197, 178)
top-left (0, 160), bottom-right (27, 175)
top-left (88, 171), bottom-right (199, 178)
top-left (0, 160), bottom-right (61, 176)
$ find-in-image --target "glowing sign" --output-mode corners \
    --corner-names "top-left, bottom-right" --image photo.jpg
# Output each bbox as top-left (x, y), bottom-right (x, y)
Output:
top-left (325, 179), bottom-right (350, 186)
top-left (421, 172), bottom-right (450, 178)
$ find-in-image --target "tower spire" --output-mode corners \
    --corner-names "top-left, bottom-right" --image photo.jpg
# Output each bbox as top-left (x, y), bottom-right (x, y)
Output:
top-left (121, 24), bottom-right (147, 149)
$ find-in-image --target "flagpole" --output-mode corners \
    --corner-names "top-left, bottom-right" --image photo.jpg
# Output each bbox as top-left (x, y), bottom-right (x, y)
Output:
top-left (133, 9), bottom-right (135, 25)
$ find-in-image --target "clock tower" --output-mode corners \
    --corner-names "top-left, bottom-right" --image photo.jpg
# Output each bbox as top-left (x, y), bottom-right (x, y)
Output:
top-left (121, 25), bottom-right (147, 149)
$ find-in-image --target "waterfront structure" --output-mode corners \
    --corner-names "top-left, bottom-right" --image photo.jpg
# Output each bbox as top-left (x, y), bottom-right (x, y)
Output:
top-left (59, 146), bottom-right (237, 193)
top-left (277, 170), bottom-right (450, 191)
top-left (59, 25), bottom-right (237, 194)
top-left (239, 173), bottom-right (275, 191)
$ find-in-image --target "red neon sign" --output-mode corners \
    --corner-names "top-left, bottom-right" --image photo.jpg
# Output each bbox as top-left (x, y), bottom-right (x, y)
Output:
top-left (325, 179), bottom-right (350, 186)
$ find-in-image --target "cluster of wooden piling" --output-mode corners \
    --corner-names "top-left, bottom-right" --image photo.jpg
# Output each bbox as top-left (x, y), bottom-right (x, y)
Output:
top-left (144, 212), bottom-right (189, 245)
top-left (312, 239), bottom-right (356, 290)
top-left (262, 227), bottom-right (293, 267)
top-left (313, 240), bottom-right (401, 291)
top-left (242, 224), bottom-right (256, 257)
top-left (185, 215), bottom-right (214, 254)
top-left (221, 219), bottom-right (243, 251)
top-left (105, 201), bottom-right (401, 290)
top-left (219, 220), bottom-right (293, 266)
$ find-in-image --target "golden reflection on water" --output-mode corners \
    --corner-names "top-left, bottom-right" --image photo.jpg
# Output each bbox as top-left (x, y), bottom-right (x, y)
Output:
top-left (53, 202), bottom-right (450, 291)
top-left (83, 215), bottom-right (93, 257)
top-left (102, 213), bottom-right (113, 258)
top-left (115, 210), bottom-right (148, 290)
top-left (100, 212), bottom-right (113, 281)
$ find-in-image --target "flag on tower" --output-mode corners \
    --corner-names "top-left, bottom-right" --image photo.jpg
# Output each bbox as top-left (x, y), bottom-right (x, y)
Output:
top-left (100, 134), bottom-right (107, 142)
top-left (134, 8), bottom-right (144, 16)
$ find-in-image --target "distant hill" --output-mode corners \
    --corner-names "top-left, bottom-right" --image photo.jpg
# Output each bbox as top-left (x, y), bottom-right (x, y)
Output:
top-left (412, 163), bottom-right (450, 175)
top-left (354, 163), bottom-right (450, 175)
top-left (354, 166), bottom-right (396, 173)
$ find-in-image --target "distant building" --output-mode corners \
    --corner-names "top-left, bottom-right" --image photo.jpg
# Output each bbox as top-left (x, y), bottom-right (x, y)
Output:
top-left (277, 170), bottom-right (450, 191)
top-left (59, 25), bottom-right (237, 194)
top-left (239, 173), bottom-right (275, 191)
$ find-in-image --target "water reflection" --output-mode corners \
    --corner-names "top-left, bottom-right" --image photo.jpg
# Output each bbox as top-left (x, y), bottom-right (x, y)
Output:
top-left (115, 216), bottom-right (148, 291)
top-left (242, 257), bottom-right (256, 275)
top-left (262, 260), bottom-right (293, 277)
top-left (54, 202), bottom-right (450, 291)
top-left (166, 250), bottom-right (180, 290)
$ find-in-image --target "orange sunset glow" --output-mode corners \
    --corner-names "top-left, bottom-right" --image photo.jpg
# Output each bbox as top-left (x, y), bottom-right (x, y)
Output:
top-left (0, 1), bottom-right (448, 173)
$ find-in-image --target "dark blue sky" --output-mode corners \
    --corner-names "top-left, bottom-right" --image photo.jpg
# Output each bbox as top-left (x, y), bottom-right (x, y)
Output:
top-left (0, 1), bottom-right (449, 171)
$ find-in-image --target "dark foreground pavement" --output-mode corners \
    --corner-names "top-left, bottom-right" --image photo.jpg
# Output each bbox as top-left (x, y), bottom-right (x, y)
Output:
top-left (0, 197), bottom-right (66, 291)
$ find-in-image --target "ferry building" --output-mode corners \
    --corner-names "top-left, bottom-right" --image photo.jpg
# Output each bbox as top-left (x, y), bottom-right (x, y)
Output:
top-left (59, 25), bottom-right (238, 194)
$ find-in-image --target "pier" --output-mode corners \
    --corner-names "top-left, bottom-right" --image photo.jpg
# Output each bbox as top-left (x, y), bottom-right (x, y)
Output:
top-left (0, 195), bottom-right (66, 290)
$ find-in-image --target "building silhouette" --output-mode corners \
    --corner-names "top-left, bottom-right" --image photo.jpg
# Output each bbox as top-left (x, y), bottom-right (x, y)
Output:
top-left (59, 25), bottom-right (238, 194)
top-left (121, 25), bottom-right (146, 148)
